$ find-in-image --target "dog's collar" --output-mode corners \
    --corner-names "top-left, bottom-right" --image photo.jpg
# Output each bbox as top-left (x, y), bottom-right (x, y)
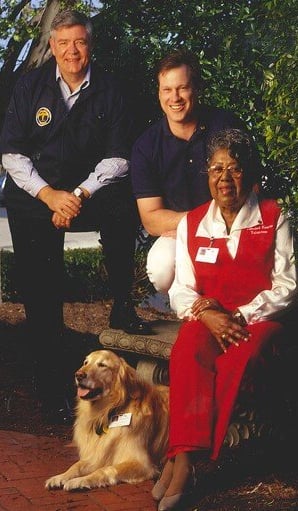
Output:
top-left (95, 423), bottom-right (109, 436)
top-left (95, 409), bottom-right (117, 436)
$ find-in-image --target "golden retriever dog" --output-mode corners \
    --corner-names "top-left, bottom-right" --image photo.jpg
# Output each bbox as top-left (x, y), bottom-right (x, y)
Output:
top-left (45, 349), bottom-right (169, 491)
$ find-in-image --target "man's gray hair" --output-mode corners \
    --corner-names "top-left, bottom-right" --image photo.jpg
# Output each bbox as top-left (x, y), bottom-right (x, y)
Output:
top-left (50, 10), bottom-right (93, 40)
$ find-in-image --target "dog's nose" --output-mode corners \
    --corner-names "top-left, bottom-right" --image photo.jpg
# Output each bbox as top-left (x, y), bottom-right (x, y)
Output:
top-left (75, 370), bottom-right (86, 382)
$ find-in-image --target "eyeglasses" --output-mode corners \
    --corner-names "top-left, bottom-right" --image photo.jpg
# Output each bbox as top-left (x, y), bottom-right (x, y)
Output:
top-left (207, 164), bottom-right (243, 178)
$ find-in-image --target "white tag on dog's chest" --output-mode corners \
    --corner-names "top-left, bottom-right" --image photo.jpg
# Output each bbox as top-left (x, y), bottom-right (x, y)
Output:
top-left (109, 412), bottom-right (132, 428)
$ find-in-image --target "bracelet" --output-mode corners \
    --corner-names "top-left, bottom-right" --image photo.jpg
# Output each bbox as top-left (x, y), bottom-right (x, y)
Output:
top-left (197, 308), bottom-right (210, 321)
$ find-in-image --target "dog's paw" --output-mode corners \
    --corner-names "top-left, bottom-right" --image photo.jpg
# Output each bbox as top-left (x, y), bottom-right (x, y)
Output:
top-left (63, 477), bottom-right (93, 491)
top-left (45, 474), bottom-right (65, 490)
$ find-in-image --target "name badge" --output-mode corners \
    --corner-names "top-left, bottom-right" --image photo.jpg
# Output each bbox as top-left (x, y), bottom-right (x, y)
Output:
top-left (109, 412), bottom-right (132, 428)
top-left (196, 247), bottom-right (219, 264)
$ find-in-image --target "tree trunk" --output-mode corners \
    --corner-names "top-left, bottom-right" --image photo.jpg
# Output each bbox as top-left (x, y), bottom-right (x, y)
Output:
top-left (26, 0), bottom-right (63, 70)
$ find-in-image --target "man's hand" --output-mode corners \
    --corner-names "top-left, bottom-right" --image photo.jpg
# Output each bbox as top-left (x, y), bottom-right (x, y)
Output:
top-left (37, 185), bottom-right (83, 229)
top-left (38, 186), bottom-right (82, 217)
top-left (51, 211), bottom-right (72, 229)
top-left (37, 186), bottom-right (83, 228)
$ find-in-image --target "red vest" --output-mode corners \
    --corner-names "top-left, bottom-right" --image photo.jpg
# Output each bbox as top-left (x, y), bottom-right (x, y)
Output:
top-left (187, 199), bottom-right (281, 311)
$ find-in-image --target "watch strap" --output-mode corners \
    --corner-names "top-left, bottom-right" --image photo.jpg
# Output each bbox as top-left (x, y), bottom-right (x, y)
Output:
top-left (232, 309), bottom-right (247, 326)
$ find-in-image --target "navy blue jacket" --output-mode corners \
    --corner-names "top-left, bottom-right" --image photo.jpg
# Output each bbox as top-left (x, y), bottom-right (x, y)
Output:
top-left (0, 57), bottom-right (130, 216)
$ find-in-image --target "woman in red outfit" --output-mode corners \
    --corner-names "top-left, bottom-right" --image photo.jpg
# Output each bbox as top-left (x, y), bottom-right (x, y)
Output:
top-left (152, 129), bottom-right (297, 511)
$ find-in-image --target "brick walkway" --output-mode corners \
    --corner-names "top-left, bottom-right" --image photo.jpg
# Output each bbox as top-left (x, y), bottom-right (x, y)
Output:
top-left (1, 429), bottom-right (298, 511)
top-left (0, 430), bottom-right (158, 511)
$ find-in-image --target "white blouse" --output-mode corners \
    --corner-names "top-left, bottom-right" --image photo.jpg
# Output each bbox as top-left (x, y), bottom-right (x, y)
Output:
top-left (169, 192), bottom-right (297, 324)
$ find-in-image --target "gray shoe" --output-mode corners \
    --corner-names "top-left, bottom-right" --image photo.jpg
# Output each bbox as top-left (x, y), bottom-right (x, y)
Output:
top-left (152, 480), bottom-right (167, 501)
top-left (158, 493), bottom-right (183, 511)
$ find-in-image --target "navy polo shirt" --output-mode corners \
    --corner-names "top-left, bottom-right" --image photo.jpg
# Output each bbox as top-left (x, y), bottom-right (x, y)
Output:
top-left (131, 105), bottom-right (246, 211)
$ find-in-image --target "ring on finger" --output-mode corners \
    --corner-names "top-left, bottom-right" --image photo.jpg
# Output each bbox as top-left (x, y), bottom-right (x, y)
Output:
top-left (221, 333), bottom-right (227, 340)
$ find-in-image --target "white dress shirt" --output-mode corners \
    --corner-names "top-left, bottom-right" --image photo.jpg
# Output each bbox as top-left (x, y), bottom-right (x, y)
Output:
top-left (169, 192), bottom-right (297, 324)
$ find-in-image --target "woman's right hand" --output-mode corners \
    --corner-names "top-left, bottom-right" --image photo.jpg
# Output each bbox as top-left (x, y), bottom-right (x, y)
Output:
top-left (198, 309), bottom-right (250, 353)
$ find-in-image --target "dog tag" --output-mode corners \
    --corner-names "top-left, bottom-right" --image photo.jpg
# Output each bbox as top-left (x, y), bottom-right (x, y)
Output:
top-left (196, 246), bottom-right (219, 263)
top-left (109, 412), bottom-right (132, 428)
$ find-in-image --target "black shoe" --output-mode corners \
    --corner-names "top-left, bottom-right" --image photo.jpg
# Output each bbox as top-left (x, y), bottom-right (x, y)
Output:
top-left (109, 300), bottom-right (153, 335)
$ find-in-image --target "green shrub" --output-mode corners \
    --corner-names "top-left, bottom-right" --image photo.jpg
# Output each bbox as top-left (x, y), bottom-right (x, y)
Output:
top-left (63, 248), bottom-right (109, 302)
top-left (0, 246), bottom-right (153, 304)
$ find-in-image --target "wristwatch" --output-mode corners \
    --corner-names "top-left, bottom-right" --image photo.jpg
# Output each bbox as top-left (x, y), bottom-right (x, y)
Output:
top-left (232, 309), bottom-right (247, 326)
top-left (73, 187), bottom-right (85, 200)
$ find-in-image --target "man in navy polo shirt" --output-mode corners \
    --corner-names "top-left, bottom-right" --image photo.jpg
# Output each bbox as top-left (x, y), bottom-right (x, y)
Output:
top-left (0, 10), bottom-right (151, 423)
top-left (131, 50), bottom-right (250, 294)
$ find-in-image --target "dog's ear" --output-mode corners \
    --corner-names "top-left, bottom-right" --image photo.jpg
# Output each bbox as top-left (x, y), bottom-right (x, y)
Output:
top-left (118, 357), bottom-right (141, 399)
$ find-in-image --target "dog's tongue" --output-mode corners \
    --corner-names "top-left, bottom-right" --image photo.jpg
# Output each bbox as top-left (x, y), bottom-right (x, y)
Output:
top-left (77, 387), bottom-right (90, 398)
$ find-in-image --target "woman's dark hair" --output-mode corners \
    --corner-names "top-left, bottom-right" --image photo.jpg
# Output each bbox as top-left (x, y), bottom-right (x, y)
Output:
top-left (207, 128), bottom-right (261, 185)
top-left (155, 49), bottom-right (204, 94)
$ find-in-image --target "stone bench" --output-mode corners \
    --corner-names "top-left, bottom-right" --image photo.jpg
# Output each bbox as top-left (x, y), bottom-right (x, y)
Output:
top-left (100, 319), bottom-right (180, 385)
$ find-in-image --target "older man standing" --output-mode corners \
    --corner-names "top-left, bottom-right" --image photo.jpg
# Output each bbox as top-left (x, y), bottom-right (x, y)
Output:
top-left (0, 10), bottom-right (151, 423)
top-left (131, 50), bottom-right (251, 294)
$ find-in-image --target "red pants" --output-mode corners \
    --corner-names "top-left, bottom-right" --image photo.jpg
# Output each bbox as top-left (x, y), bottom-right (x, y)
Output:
top-left (168, 320), bottom-right (283, 460)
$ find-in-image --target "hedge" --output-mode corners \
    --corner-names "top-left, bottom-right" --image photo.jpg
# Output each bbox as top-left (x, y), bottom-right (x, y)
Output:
top-left (0, 246), bottom-right (155, 304)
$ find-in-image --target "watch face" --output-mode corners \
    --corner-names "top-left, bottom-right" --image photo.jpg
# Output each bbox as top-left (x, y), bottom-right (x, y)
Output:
top-left (233, 310), bottom-right (246, 326)
top-left (74, 187), bottom-right (83, 198)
